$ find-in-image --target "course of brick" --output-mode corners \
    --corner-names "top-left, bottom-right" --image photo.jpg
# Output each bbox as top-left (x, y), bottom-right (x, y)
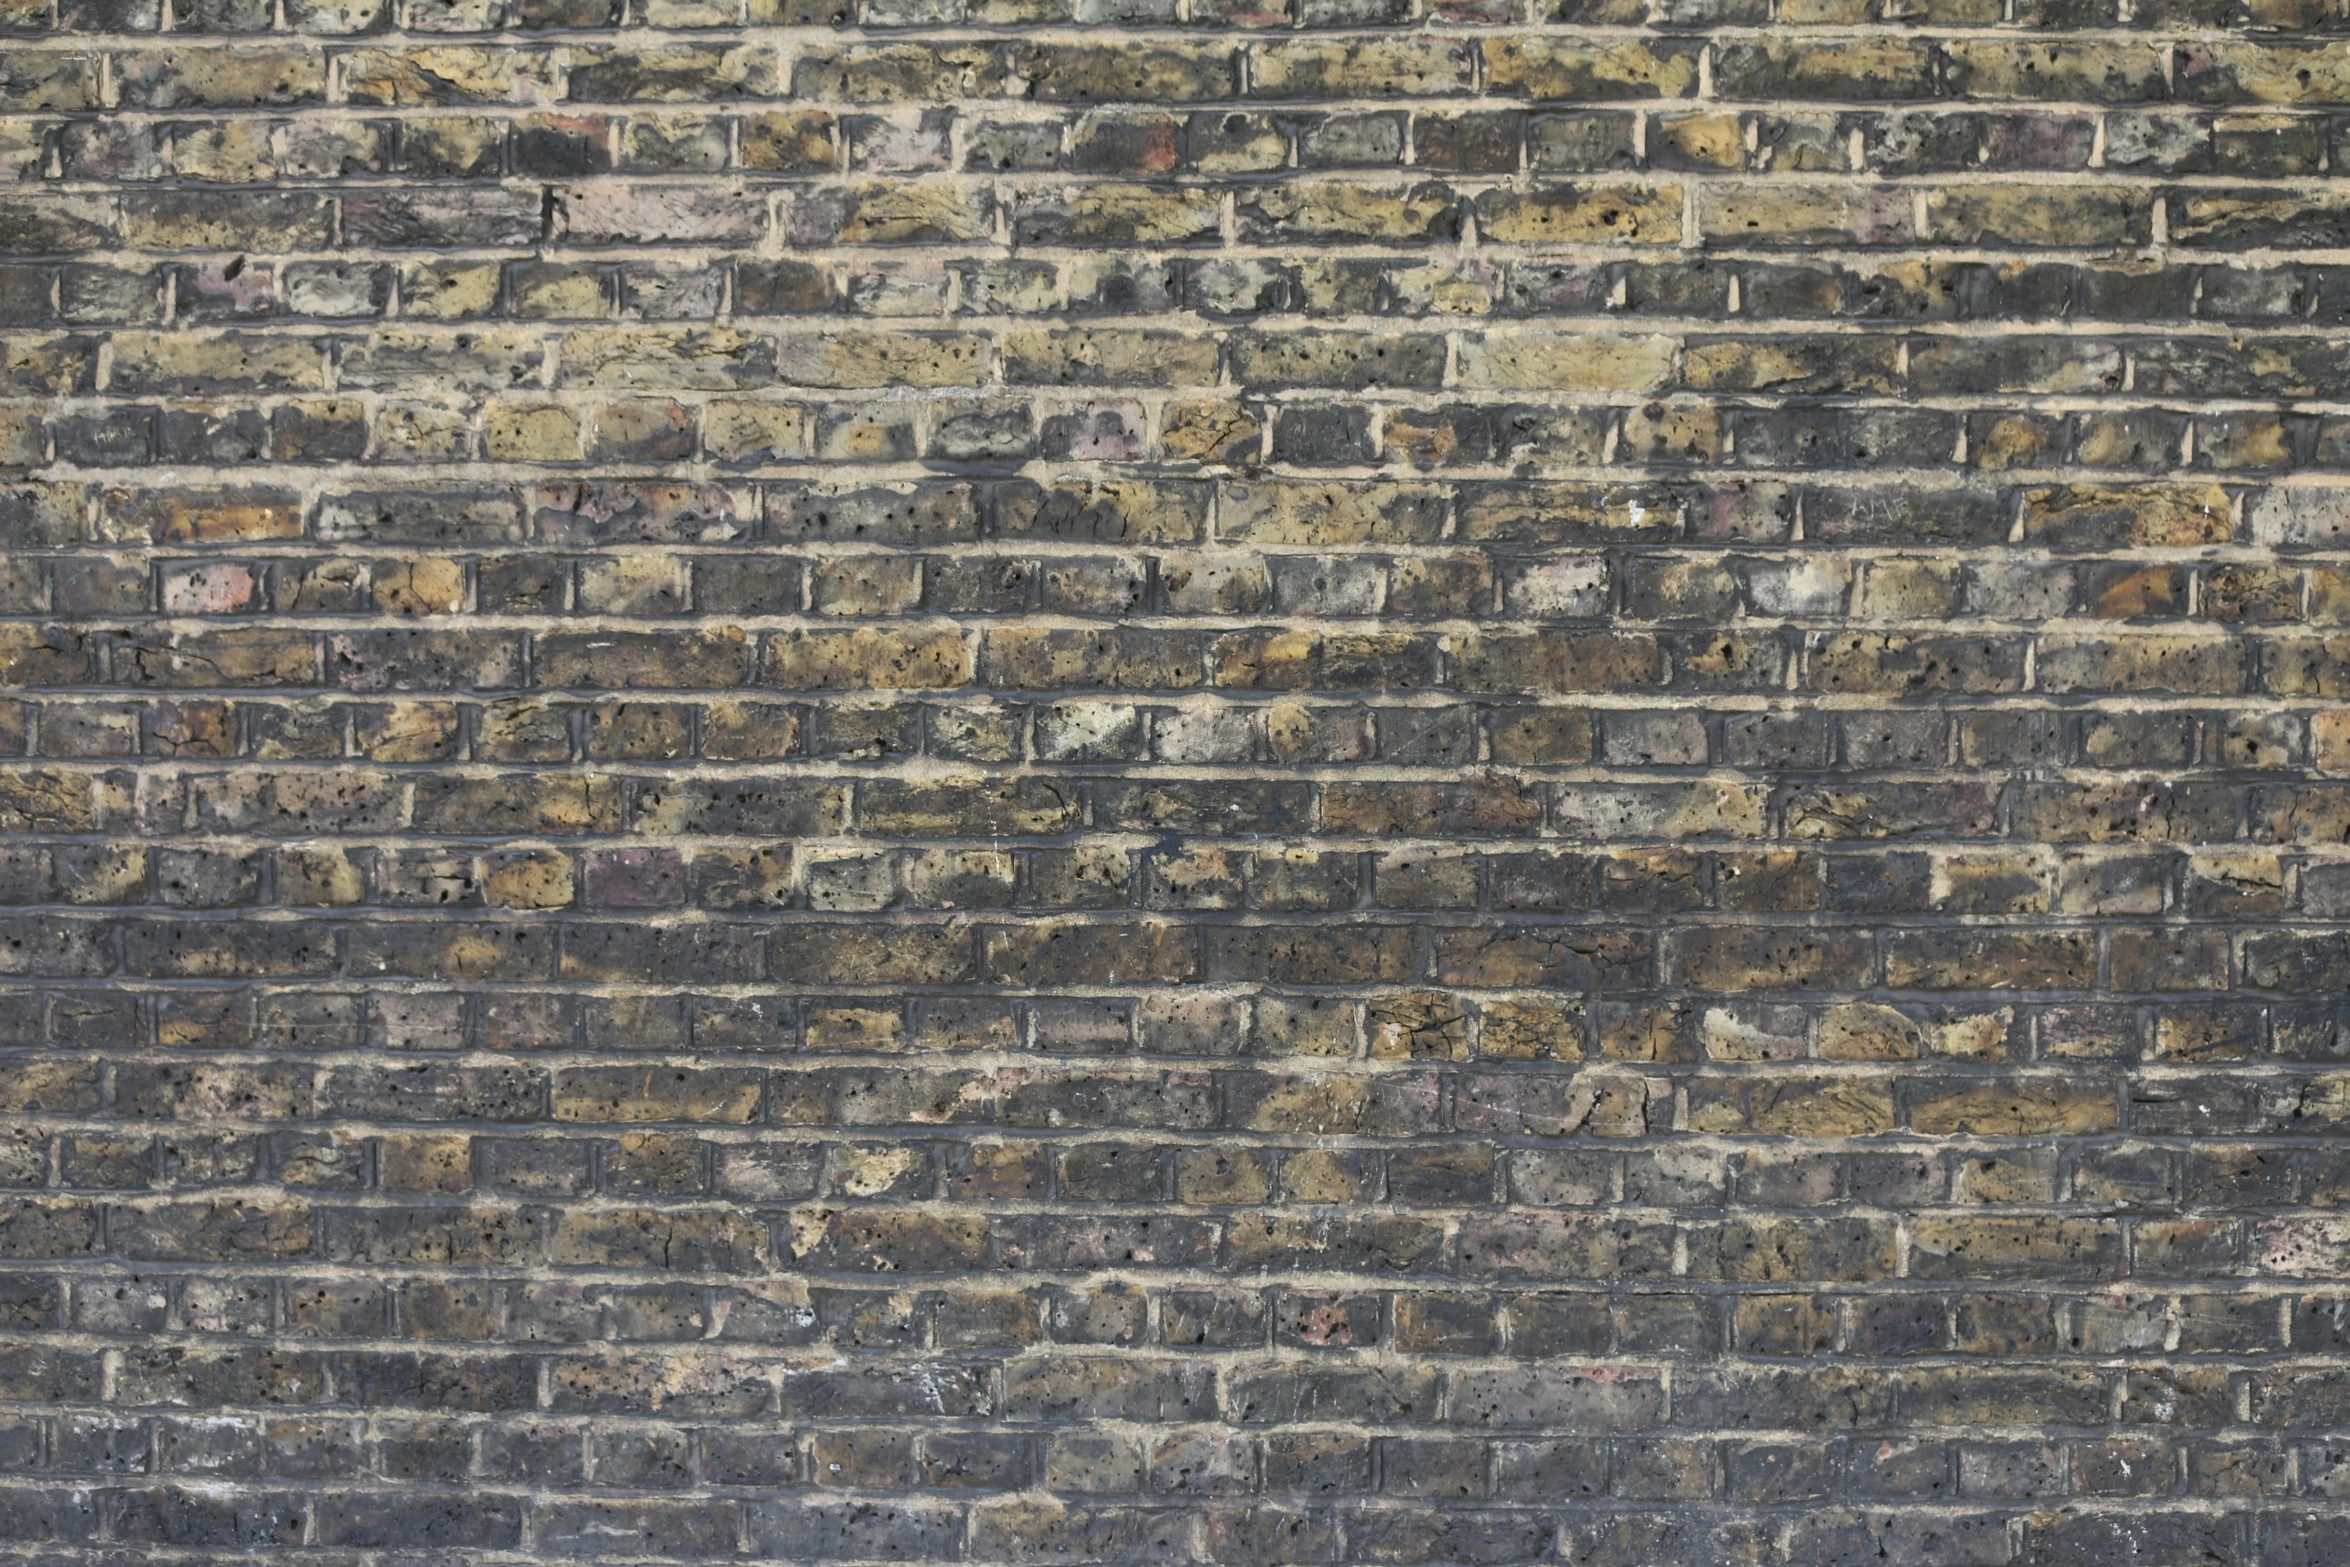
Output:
top-left (8, 0), bottom-right (2350, 1560)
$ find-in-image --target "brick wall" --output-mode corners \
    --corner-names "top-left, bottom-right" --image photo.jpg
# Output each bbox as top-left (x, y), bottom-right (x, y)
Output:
top-left (5, 0), bottom-right (2350, 1560)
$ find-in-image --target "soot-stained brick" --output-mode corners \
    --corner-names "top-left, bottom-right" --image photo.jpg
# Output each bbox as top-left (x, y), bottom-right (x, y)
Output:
top-left (1, 2), bottom-right (2346, 1560)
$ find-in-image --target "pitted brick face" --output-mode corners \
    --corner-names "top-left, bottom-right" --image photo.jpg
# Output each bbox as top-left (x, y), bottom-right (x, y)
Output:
top-left (3, 0), bottom-right (2350, 1561)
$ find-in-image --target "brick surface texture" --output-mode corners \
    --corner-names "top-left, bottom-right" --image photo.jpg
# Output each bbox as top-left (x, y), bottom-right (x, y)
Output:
top-left (8, 0), bottom-right (2350, 1561)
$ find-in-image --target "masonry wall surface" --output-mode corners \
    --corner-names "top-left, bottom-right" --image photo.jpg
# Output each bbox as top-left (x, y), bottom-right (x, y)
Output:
top-left (4, 0), bottom-right (2350, 1561)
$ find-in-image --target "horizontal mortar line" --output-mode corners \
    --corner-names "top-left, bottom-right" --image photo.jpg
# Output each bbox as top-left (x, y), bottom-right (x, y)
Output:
top-left (0, 20), bottom-right (2316, 35)
top-left (0, 760), bottom-right (2338, 781)
top-left (42, 311), bottom-right (2350, 331)
top-left (4, 1090), bottom-right (2334, 1113)
top-left (0, 164), bottom-right (2333, 186)
top-left (26, 100), bottom-right (2338, 116)
top-left (0, 475), bottom-right (2295, 495)
top-left (4, 685), bottom-right (2340, 703)
top-left (5, 682), bottom-right (2344, 698)
top-left (35, 165), bottom-right (2350, 183)
top-left (21, 1067), bottom-right (2348, 1090)
top-left (30, 989), bottom-right (2335, 1007)
top-left (255, 462), bottom-right (2350, 478)
top-left (5, 559), bottom-right (2341, 574)
top-left (14, 536), bottom-right (2333, 552)
top-left (39, 307), bottom-right (2350, 333)
top-left (29, 393), bottom-right (2350, 412)
top-left (26, 893), bottom-right (2347, 910)
top-left (6, 19), bottom-right (2343, 34)
top-left (19, 609), bottom-right (2345, 626)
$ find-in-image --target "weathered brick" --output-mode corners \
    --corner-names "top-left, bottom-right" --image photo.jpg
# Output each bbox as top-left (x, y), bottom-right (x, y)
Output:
top-left (2, 0), bottom-right (2322, 1552)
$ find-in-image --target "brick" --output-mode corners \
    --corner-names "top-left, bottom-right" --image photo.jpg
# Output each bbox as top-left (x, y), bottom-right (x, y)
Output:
top-left (1484, 39), bottom-right (1701, 100)
top-left (0, 0), bottom-right (2318, 1550)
